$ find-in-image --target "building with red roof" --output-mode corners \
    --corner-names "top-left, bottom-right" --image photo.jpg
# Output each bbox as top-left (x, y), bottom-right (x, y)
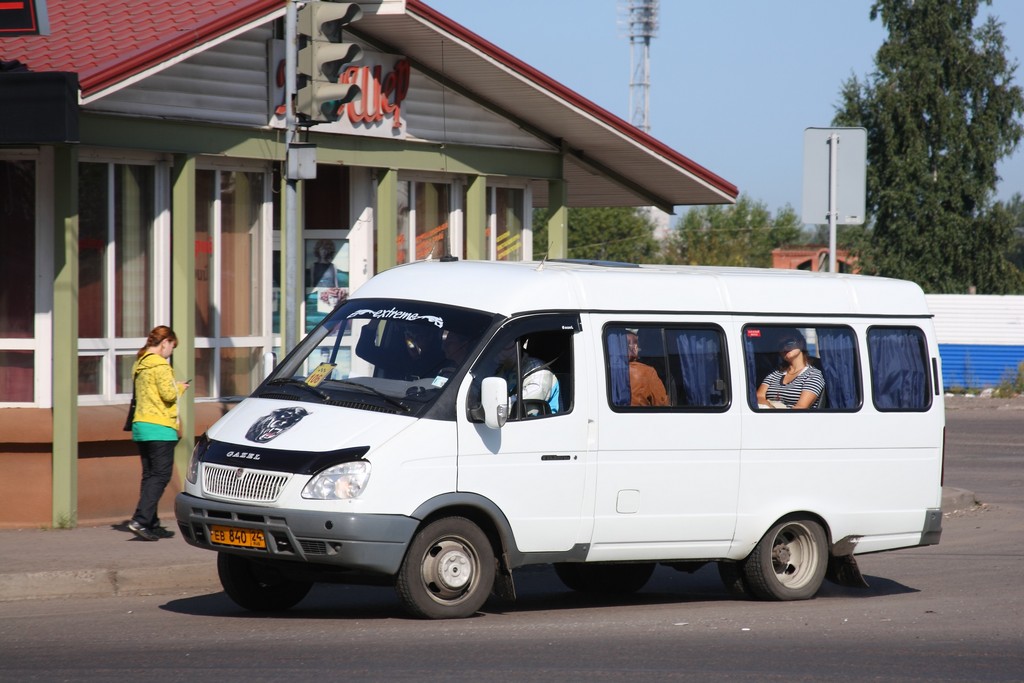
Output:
top-left (0, 0), bottom-right (736, 527)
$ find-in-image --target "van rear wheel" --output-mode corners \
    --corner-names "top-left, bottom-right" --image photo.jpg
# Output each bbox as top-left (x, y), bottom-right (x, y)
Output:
top-left (217, 553), bottom-right (312, 611)
top-left (554, 562), bottom-right (655, 595)
top-left (396, 517), bottom-right (495, 619)
top-left (743, 517), bottom-right (827, 600)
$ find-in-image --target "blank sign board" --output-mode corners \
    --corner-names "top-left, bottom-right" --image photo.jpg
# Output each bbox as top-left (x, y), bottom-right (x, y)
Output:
top-left (801, 127), bottom-right (866, 225)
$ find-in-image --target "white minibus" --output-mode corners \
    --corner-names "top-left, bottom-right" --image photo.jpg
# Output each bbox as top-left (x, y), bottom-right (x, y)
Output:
top-left (176, 260), bottom-right (945, 619)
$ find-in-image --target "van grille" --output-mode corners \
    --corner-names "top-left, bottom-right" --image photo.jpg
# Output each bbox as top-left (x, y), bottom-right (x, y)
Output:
top-left (202, 464), bottom-right (290, 503)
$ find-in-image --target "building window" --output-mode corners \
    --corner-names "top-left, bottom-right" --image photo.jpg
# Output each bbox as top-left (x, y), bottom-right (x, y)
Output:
top-left (491, 186), bottom-right (524, 261)
top-left (78, 160), bottom-right (158, 399)
top-left (395, 179), bottom-right (451, 263)
top-left (0, 159), bottom-right (36, 403)
top-left (195, 168), bottom-right (268, 398)
top-left (271, 164), bottom-right (352, 337)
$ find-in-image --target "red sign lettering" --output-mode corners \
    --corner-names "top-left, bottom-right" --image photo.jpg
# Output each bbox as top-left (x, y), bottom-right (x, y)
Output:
top-left (340, 59), bottom-right (410, 129)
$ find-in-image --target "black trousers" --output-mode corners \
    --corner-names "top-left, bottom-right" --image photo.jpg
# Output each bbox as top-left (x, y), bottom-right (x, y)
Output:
top-left (132, 439), bottom-right (177, 528)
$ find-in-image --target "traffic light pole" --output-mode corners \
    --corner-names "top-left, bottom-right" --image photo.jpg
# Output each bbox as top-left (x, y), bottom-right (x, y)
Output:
top-left (283, 0), bottom-right (300, 355)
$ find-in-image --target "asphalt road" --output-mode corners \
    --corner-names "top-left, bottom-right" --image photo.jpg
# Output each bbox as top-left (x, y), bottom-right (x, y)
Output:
top-left (0, 398), bottom-right (1020, 682)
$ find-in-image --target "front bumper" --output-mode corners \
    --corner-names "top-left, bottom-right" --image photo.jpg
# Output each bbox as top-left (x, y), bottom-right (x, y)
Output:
top-left (174, 493), bottom-right (419, 577)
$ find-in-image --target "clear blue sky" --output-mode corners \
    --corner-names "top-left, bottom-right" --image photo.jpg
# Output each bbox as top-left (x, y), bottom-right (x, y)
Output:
top-left (426, 0), bottom-right (1024, 221)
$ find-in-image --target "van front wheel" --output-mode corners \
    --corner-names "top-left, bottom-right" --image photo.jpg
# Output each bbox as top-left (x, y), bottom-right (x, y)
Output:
top-left (743, 518), bottom-right (827, 601)
top-left (396, 517), bottom-right (495, 619)
top-left (217, 553), bottom-right (312, 611)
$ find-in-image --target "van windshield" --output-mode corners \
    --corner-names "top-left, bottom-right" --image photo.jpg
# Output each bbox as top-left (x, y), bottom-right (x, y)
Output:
top-left (260, 298), bottom-right (495, 415)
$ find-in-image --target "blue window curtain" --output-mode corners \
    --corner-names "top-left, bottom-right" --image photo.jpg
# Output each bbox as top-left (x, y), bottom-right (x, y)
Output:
top-left (607, 330), bottom-right (630, 406)
top-left (673, 330), bottom-right (721, 407)
top-left (869, 328), bottom-right (929, 410)
top-left (743, 334), bottom-right (760, 408)
top-left (817, 329), bottom-right (858, 409)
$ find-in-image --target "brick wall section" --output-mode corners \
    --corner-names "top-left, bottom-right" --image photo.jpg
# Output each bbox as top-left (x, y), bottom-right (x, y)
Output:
top-left (0, 402), bottom-right (237, 529)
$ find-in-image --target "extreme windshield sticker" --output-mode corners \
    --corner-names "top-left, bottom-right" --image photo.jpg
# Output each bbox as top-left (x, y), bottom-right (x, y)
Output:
top-left (347, 307), bottom-right (444, 328)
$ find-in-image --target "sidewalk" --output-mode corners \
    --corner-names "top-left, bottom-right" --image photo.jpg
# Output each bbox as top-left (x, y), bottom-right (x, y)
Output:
top-left (0, 488), bottom-right (980, 603)
top-left (0, 521), bottom-right (220, 602)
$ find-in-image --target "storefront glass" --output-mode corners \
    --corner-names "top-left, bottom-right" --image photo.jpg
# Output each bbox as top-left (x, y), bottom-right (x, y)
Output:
top-left (414, 181), bottom-right (450, 260)
top-left (78, 161), bottom-right (155, 399)
top-left (394, 179), bottom-right (452, 263)
top-left (194, 167), bottom-right (268, 398)
top-left (493, 187), bottom-right (524, 261)
top-left (0, 159), bottom-right (35, 402)
top-left (220, 170), bottom-right (263, 337)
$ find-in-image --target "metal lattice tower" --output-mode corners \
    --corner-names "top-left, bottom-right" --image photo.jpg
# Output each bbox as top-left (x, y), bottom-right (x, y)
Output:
top-left (621, 0), bottom-right (659, 133)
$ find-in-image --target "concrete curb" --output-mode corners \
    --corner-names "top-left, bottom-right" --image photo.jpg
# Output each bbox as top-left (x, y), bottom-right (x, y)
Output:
top-left (0, 562), bottom-right (219, 602)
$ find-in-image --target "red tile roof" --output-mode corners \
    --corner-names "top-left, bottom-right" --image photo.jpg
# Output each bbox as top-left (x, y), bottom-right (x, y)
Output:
top-left (1, 0), bottom-right (282, 96)
top-left (1, 0), bottom-right (737, 206)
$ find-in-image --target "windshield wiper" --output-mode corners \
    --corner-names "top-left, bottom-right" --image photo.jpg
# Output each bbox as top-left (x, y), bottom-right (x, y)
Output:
top-left (330, 379), bottom-right (411, 412)
top-left (265, 378), bottom-right (331, 401)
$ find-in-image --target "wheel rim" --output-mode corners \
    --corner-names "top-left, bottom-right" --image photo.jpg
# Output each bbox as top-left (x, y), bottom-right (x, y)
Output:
top-left (770, 523), bottom-right (821, 590)
top-left (420, 536), bottom-right (477, 602)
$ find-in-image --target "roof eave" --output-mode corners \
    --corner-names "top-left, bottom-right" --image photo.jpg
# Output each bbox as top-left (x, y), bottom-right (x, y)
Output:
top-left (78, 0), bottom-right (284, 100)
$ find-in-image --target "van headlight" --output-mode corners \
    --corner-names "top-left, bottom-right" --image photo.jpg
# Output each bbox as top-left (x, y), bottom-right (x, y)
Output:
top-left (188, 434), bottom-right (210, 484)
top-left (302, 461), bottom-right (371, 500)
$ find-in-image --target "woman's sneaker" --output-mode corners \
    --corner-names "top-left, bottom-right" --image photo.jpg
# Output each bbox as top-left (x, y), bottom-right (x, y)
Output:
top-left (150, 526), bottom-right (176, 539)
top-left (127, 520), bottom-right (159, 541)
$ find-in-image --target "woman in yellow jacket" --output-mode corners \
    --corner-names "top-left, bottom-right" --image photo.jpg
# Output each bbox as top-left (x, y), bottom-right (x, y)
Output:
top-left (127, 326), bottom-right (189, 541)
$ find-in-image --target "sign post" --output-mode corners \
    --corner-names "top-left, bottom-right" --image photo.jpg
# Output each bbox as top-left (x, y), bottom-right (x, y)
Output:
top-left (801, 127), bottom-right (866, 272)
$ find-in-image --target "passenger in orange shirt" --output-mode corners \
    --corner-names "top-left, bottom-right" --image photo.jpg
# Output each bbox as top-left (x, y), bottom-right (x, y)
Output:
top-left (627, 331), bottom-right (669, 406)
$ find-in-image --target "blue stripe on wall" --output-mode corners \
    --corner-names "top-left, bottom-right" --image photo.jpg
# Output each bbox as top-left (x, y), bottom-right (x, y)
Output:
top-left (938, 344), bottom-right (1024, 389)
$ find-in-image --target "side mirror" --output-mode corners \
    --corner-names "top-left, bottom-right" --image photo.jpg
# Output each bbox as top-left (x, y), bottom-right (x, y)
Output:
top-left (480, 376), bottom-right (509, 429)
top-left (262, 351), bottom-right (277, 379)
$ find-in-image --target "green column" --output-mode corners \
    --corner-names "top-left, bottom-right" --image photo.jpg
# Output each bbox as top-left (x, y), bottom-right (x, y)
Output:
top-left (376, 168), bottom-right (398, 272)
top-left (51, 145), bottom-right (79, 528)
top-left (171, 155), bottom-right (196, 479)
top-left (465, 175), bottom-right (487, 260)
top-left (546, 178), bottom-right (568, 259)
top-left (280, 177), bottom-right (305, 355)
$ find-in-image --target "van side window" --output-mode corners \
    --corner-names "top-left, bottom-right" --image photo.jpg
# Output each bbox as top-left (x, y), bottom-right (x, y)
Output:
top-left (743, 325), bottom-right (861, 411)
top-left (472, 327), bottom-right (574, 421)
top-left (867, 326), bottom-right (932, 411)
top-left (605, 325), bottom-right (729, 410)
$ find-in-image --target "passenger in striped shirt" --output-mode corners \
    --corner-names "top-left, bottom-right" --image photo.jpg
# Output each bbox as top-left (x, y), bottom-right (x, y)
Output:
top-left (757, 332), bottom-right (825, 409)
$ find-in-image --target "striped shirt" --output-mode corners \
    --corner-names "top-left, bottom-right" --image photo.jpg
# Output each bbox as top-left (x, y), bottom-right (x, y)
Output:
top-left (761, 366), bottom-right (825, 408)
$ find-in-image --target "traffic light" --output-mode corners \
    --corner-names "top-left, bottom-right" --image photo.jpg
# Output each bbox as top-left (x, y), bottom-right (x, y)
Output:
top-left (296, 1), bottom-right (363, 123)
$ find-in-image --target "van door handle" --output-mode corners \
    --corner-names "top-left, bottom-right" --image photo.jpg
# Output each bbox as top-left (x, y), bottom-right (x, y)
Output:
top-left (541, 454), bottom-right (571, 461)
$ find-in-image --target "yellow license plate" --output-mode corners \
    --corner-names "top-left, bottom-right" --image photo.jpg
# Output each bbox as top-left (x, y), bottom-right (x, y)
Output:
top-left (209, 525), bottom-right (266, 549)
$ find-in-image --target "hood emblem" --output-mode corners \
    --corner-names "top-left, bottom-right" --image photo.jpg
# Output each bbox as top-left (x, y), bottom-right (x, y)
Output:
top-left (246, 407), bottom-right (310, 443)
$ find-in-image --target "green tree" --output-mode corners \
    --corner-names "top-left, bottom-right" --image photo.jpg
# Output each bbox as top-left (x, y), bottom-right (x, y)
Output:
top-left (662, 195), bottom-right (804, 267)
top-left (532, 206), bottom-right (661, 262)
top-left (1002, 193), bottom-right (1024, 269)
top-left (833, 0), bottom-right (1024, 293)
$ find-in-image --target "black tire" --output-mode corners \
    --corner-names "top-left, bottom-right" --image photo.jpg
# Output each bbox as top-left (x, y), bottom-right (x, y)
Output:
top-left (717, 561), bottom-right (752, 599)
top-left (553, 562), bottom-right (655, 595)
top-left (553, 563), bottom-right (589, 592)
top-left (217, 553), bottom-right (313, 612)
top-left (396, 517), bottom-right (495, 619)
top-left (743, 517), bottom-right (828, 601)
